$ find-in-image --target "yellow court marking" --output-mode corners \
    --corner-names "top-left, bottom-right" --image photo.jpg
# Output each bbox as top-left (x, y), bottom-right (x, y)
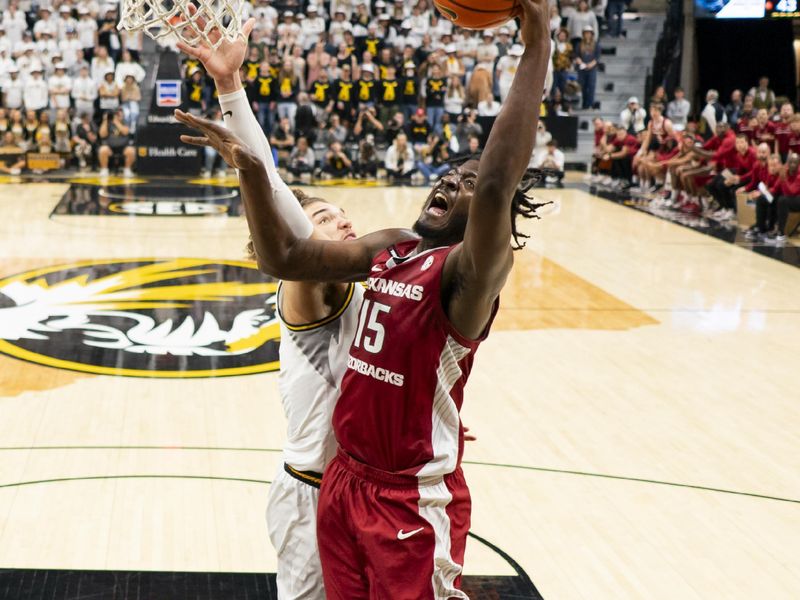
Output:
top-left (68, 176), bottom-right (149, 186)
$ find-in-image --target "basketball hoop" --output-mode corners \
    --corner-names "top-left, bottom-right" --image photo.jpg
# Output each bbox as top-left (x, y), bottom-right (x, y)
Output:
top-left (118, 0), bottom-right (245, 49)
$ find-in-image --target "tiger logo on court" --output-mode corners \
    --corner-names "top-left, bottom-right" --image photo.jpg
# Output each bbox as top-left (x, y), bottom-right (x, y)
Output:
top-left (0, 259), bottom-right (281, 378)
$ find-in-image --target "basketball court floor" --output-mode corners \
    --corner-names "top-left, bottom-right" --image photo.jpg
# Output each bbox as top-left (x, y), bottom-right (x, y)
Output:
top-left (0, 173), bottom-right (798, 599)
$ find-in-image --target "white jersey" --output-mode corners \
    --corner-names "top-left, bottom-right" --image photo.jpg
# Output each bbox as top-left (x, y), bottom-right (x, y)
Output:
top-left (277, 281), bottom-right (363, 473)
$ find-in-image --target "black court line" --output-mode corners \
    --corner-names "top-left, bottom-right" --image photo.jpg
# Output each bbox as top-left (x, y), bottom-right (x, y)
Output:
top-left (0, 446), bottom-right (798, 505)
top-left (0, 474), bottom-right (542, 599)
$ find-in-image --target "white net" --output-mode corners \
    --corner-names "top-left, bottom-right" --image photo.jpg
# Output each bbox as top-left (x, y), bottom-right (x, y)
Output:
top-left (118, 0), bottom-right (245, 49)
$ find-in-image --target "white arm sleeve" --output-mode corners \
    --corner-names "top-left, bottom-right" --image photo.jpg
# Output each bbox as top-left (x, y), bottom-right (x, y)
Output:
top-left (218, 87), bottom-right (313, 239)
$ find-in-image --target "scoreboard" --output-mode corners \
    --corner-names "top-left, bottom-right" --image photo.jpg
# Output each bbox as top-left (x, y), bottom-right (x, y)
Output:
top-left (696, 0), bottom-right (800, 18)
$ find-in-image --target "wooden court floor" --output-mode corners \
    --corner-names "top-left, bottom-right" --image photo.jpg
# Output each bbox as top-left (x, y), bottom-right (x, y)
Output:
top-left (0, 177), bottom-right (798, 599)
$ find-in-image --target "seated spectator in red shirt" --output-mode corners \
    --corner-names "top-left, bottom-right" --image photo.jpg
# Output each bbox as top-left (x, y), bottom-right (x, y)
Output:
top-left (787, 115), bottom-right (800, 157)
top-left (707, 134), bottom-right (756, 221)
top-left (736, 114), bottom-right (755, 143)
top-left (745, 151), bottom-right (783, 239)
top-left (679, 122), bottom-right (734, 204)
top-left (751, 108), bottom-right (776, 147)
top-left (766, 153), bottom-right (800, 244)
top-left (600, 125), bottom-right (639, 185)
top-left (773, 102), bottom-right (794, 160)
top-left (661, 134), bottom-right (699, 209)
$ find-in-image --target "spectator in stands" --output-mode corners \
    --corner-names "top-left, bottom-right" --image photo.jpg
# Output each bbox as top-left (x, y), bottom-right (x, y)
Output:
top-left (1, 66), bottom-right (23, 110)
top-left (23, 67), bottom-right (49, 112)
top-left (551, 28), bottom-right (573, 99)
top-left (22, 110), bottom-right (39, 151)
top-left (416, 131), bottom-right (450, 183)
top-left (269, 116), bottom-right (295, 166)
top-left (725, 89), bottom-right (744, 124)
top-left (384, 131), bottom-right (415, 180)
top-left (443, 44), bottom-right (465, 80)
top-left (748, 76), bottom-right (776, 113)
top-left (455, 108), bottom-right (483, 154)
top-left (294, 93), bottom-right (318, 144)
top-left (744, 148), bottom-right (781, 240)
top-left (567, 0), bottom-right (598, 47)
top-left (405, 107), bottom-right (431, 151)
top-left (773, 102), bottom-right (794, 160)
top-left (48, 63), bottom-right (72, 113)
top-left (288, 135), bottom-right (316, 178)
top-left (355, 133), bottom-right (379, 179)
top-left (98, 108), bottom-right (135, 178)
top-left (788, 114), bottom-right (800, 157)
top-left (699, 89), bottom-right (726, 139)
top-left (496, 44), bottom-right (522, 104)
top-left (422, 63), bottom-right (446, 133)
top-left (332, 63), bottom-right (355, 123)
top-left (574, 27), bottom-right (600, 110)
top-left (752, 108), bottom-right (776, 147)
top-left (72, 65), bottom-right (97, 119)
top-left (353, 105), bottom-right (383, 140)
top-left (0, 130), bottom-right (25, 175)
top-left (648, 85), bottom-right (667, 110)
top-left (321, 140), bottom-right (352, 178)
top-left (666, 87), bottom-right (690, 131)
top-left (91, 46), bottom-right (114, 85)
top-left (376, 64), bottom-right (399, 124)
top-left (77, 9), bottom-right (97, 61)
top-left (276, 58), bottom-right (299, 128)
top-left (356, 62), bottom-right (377, 109)
top-left (767, 153), bottom-right (800, 244)
top-left (115, 50), bottom-right (145, 86)
top-left (444, 75), bottom-right (465, 122)
top-left (534, 140), bottom-right (565, 187)
top-left (120, 75), bottom-right (141, 133)
top-left (72, 111), bottom-right (97, 171)
top-left (53, 109), bottom-right (71, 155)
top-left (607, 0), bottom-right (626, 37)
top-left (98, 70), bottom-right (121, 113)
top-left (321, 112), bottom-right (348, 146)
top-left (8, 110), bottom-right (23, 146)
top-left (476, 31), bottom-right (499, 77)
top-left (399, 61), bottom-right (419, 120)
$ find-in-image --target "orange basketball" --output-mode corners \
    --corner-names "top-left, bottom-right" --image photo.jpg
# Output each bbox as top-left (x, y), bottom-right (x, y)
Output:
top-left (433, 0), bottom-right (521, 30)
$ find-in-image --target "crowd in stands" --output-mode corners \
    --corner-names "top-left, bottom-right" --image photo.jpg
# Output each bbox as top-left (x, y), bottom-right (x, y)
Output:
top-left (0, 0), bottom-right (145, 175)
top-left (183, 0), bottom-right (633, 183)
top-left (0, 0), bottom-right (633, 178)
top-left (591, 76), bottom-right (800, 244)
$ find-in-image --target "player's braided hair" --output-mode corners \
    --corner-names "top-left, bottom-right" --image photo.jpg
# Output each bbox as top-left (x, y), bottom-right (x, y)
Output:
top-left (245, 188), bottom-right (323, 261)
top-left (451, 153), bottom-right (552, 250)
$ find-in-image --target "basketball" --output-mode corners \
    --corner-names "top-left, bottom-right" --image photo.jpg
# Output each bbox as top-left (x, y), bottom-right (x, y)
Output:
top-left (433, 0), bottom-right (522, 30)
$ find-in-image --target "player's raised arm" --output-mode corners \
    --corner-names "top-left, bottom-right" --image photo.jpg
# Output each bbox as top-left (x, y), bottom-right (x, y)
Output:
top-left (450, 0), bottom-right (550, 326)
top-left (176, 110), bottom-right (412, 281)
top-left (176, 14), bottom-right (313, 240)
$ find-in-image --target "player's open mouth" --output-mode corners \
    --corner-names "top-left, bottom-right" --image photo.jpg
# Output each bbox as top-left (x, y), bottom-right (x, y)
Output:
top-left (427, 191), bottom-right (449, 217)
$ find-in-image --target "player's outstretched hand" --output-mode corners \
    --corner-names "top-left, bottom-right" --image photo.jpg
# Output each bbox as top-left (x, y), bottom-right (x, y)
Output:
top-left (175, 109), bottom-right (259, 171)
top-left (175, 5), bottom-right (255, 82)
top-left (464, 426), bottom-right (477, 442)
top-left (517, 0), bottom-right (550, 49)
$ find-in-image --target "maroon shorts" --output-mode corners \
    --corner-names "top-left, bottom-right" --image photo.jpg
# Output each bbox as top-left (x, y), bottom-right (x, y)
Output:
top-left (317, 448), bottom-right (471, 600)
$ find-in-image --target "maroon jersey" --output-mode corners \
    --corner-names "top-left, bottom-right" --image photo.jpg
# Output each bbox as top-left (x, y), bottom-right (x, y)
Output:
top-left (611, 134), bottom-right (638, 155)
top-left (774, 120), bottom-right (793, 154)
top-left (775, 170), bottom-right (800, 197)
top-left (788, 132), bottom-right (800, 156)
top-left (334, 240), bottom-right (496, 477)
top-left (752, 121), bottom-right (776, 145)
top-left (736, 118), bottom-right (755, 142)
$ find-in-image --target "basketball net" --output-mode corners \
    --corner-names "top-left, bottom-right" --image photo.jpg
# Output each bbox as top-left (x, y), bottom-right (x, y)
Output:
top-left (118, 0), bottom-right (244, 49)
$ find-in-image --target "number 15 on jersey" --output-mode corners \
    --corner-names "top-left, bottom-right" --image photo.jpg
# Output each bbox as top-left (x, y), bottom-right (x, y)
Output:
top-left (353, 299), bottom-right (391, 354)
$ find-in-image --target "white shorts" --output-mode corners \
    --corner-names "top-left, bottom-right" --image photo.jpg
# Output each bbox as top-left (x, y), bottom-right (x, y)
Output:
top-left (267, 463), bottom-right (325, 600)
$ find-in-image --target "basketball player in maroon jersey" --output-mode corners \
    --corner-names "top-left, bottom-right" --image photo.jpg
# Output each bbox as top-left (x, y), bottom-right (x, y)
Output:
top-left (175, 0), bottom-right (550, 595)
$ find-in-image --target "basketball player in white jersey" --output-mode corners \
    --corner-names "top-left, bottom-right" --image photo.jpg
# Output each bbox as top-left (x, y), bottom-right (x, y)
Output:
top-left (175, 20), bottom-right (416, 599)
